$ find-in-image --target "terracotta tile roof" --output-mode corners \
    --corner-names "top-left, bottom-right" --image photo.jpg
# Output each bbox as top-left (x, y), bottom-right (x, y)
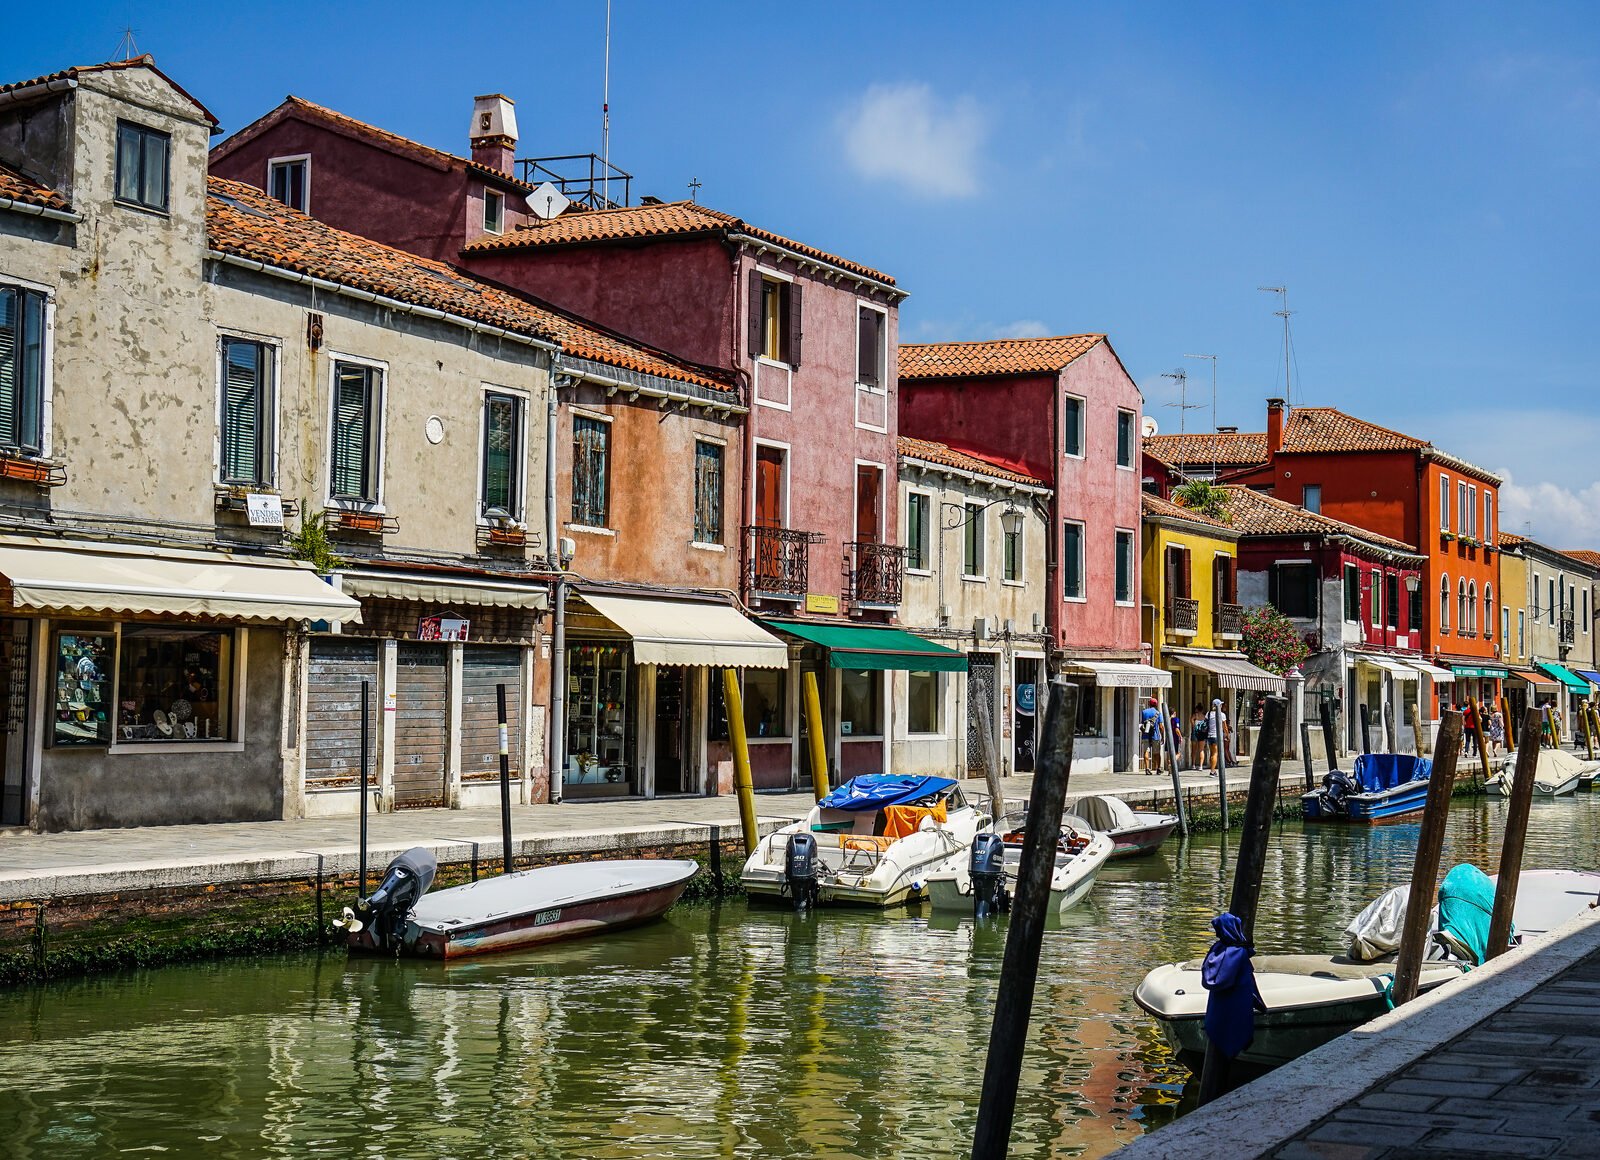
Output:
top-left (1498, 532), bottom-right (1529, 549)
top-left (0, 160), bottom-right (68, 212)
top-left (1559, 549), bottom-right (1600, 570)
top-left (210, 96), bottom-right (535, 191)
top-left (205, 178), bottom-right (731, 394)
top-left (463, 199), bottom-right (895, 285)
top-left (1216, 486), bottom-right (1420, 556)
top-left (897, 335), bottom-right (1105, 380)
top-left (1142, 491), bottom-right (1236, 533)
top-left (897, 437), bottom-right (1047, 488)
top-left (0, 56), bottom-right (217, 125)
top-left (1143, 431), bottom-right (1270, 467)
top-left (1277, 407), bottom-right (1430, 454)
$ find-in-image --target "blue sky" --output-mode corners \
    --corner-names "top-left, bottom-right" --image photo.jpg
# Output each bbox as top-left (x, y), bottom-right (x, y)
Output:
top-left (7, 2), bottom-right (1598, 544)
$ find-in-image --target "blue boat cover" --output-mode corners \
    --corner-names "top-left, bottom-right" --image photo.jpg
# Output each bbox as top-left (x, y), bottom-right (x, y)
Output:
top-left (1201, 912), bottom-right (1265, 1059)
top-left (1353, 754), bottom-right (1432, 793)
top-left (1438, 863), bottom-right (1512, 965)
top-left (818, 775), bottom-right (957, 811)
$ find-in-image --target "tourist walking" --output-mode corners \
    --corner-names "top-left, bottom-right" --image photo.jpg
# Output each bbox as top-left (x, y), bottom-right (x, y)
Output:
top-left (1462, 699), bottom-right (1479, 757)
top-left (1206, 698), bottom-right (1231, 770)
top-left (1139, 697), bottom-right (1162, 773)
top-left (1189, 704), bottom-right (1207, 768)
top-left (1488, 705), bottom-right (1505, 757)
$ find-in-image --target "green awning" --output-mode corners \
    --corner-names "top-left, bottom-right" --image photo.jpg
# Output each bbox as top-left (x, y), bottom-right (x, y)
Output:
top-left (764, 621), bottom-right (968, 672)
top-left (1536, 662), bottom-right (1594, 694)
top-left (1449, 663), bottom-right (1509, 679)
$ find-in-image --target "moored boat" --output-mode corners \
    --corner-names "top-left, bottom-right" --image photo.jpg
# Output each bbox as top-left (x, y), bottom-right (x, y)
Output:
top-left (1485, 749), bottom-right (1594, 798)
top-left (924, 818), bottom-right (1115, 916)
top-left (1302, 754), bottom-right (1433, 823)
top-left (1073, 794), bottom-right (1180, 858)
top-left (342, 848), bottom-right (698, 960)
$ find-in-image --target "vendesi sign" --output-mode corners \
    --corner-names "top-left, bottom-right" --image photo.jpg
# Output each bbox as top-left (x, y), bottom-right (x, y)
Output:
top-left (804, 593), bottom-right (840, 615)
top-left (245, 493), bottom-right (284, 527)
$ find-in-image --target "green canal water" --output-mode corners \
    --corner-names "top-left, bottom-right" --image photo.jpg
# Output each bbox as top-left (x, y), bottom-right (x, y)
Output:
top-left (4, 794), bottom-right (1600, 1159)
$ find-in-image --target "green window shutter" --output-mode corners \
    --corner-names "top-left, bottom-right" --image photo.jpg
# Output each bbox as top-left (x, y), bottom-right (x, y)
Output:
top-left (0, 287), bottom-right (44, 454)
top-left (330, 363), bottom-right (373, 500)
top-left (694, 441), bottom-right (723, 544)
top-left (221, 339), bottom-right (266, 484)
top-left (481, 394), bottom-right (519, 515)
top-left (0, 288), bottom-right (18, 450)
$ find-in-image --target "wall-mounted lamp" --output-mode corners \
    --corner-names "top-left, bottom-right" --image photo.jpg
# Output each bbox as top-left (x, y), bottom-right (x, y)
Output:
top-left (943, 497), bottom-right (1025, 535)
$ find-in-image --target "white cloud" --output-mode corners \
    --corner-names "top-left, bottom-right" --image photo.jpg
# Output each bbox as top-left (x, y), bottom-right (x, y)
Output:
top-left (1496, 472), bottom-right (1600, 550)
top-left (839, 83), bottom-right (986, 199)
top-left (995, 319), bottom-right (1052, 339)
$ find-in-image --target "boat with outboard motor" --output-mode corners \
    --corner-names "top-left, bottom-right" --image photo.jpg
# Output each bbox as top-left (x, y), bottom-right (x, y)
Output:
top-left (1134, 866), bottom-right (1600, 1071)
top-left (1485, 749), bottom-right (1595, 798)
top-left (1072, 794), bottom-right (1180, 859)
top-left (740, 774), bottom-right (985, 908)
top-left (1302, 753), bottom-right (1435, 823)
top-left (924, 816), bottom-right (1114, 917)
top-left (338, 847), bottom-right (699, 960)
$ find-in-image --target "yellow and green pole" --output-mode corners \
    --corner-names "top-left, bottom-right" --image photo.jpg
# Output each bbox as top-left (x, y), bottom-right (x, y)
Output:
top-left (802, 670), bottom-right (830, 802)
top-left (722, 668), bottom-right (759, 855)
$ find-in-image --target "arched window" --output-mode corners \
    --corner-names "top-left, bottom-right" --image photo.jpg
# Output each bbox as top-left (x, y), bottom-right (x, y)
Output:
top-left (1458, 578), bottom-right (1468, 634)
top-left (1485, 584), bottom-right (1494, 641)
top-left (1468, 581), bottom-right (1478, 634)
top-left (1440, 574), bottom-right (1450, 633)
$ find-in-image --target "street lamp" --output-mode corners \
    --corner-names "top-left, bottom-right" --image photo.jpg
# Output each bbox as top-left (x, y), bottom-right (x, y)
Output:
top-left (943, 497), bottom-right (1025, 535)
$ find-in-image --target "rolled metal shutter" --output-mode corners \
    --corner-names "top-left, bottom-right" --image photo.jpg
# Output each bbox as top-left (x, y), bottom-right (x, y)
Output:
top-left (461, 646), bottom-right (523, 784)
top-left (305, 639), bottom-right (380, 787)
top-left (393, 643), bottom-right (448, 808)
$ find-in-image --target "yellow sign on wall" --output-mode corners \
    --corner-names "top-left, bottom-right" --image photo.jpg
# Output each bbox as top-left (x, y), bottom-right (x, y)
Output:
top-left (804, 593), bottom-right (840, 615)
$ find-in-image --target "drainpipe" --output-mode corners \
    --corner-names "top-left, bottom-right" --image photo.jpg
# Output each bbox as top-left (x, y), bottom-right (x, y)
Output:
top-left (547, 372), bottom-right (568, 803)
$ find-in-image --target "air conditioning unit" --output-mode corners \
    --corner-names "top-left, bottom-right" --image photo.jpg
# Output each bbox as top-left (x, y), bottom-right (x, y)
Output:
top-left (937, 603), bottom-right (951, 623)
top-left (1002, 618), bottom-right (1015, 636)
top-left (1032, 612), bottom-right (1043, 633)
top-left (973, 616), bottom-right (990, 641)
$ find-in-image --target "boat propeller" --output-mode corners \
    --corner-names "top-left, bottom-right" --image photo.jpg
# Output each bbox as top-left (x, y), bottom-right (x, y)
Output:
top-left (347, 847), bottom-right (438, 950)
top-left (970, 832), bottom-right (1009, 919)
top-left (331, 906), bottom-right (364, 934)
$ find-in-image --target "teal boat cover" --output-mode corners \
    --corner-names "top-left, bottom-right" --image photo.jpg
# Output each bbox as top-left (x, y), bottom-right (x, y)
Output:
top-left (1438, 863), bottom-right (1514, 965)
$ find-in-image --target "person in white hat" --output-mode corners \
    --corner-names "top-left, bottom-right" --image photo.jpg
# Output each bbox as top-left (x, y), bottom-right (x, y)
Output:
top-left (1205, 698), bottom-right (1231, 770)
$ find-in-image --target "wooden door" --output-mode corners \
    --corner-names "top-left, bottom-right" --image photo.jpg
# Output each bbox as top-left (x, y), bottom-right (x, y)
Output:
top-left (855, 465), bottom-right (881, 543)
top-left (304, 639), bottom-right (380, 790)
top-left (393, 643), bottom-right (448, 809)
top-left (755, 446), bottom-right (784, 528)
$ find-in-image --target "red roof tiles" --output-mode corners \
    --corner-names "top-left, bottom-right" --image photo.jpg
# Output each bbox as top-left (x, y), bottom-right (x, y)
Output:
top-left (1143, 431), bottom-right (1270, 467)
top-left (1142, 491), bottom-right (1236, 532)
top-left (0, 56), bottom-right (217, 125)
top-left (1559, 549), bottom-right (1600, 570)
top-left (897, 335), bottom-right (1106, 380)
top-left (0, 161), bottom-right (68, 212)
top-left (463, 199), bottom-right (895, 285)
top-left (205, 178), bottom-right (731, 394)
top-left (1216, 486), bottom-right (1420, 556)
top-left (897, 437), bottom-right (1046, 487)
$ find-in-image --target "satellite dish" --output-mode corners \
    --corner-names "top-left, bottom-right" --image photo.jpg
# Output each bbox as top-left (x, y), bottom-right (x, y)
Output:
top-left (528, 181), bottom-right (572, 221)
top-left (1141, 415), bottom-right (1160, 437)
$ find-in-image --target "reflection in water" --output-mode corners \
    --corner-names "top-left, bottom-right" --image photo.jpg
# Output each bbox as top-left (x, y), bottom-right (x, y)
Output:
top-left (0, 796), bottom-right (1597, 1158)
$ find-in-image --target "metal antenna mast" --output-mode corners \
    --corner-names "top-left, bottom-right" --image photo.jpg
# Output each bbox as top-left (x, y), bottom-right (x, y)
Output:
top-left (1259, 285), bottom-right (1293, 405)
top-left (1184, 353), bottom-right (1219, 479)
top-left (601, 0), bottom-right (612, 206)
top-left (115, 25), bottom-right (140, 59)
top-left (1161, 368), bottom-right (1202, 437)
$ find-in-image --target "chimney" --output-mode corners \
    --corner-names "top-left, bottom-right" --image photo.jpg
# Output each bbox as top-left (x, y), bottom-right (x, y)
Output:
top-left (1266, 397), bottom-right (1287, 455)
top-left (1217, 425), bottom-right (1239, 434)
top-left (469, 94), bottom-right (518, 176)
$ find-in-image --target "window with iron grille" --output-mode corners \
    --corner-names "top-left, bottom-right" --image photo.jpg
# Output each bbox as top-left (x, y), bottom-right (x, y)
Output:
top-left (115, 121), bottom-right (169, 212)
top-left (0, 284), bottom-right (46, 456)
top-left (329, 361), bottom-right (382, 502)
top-left (481, 391), bottom-right (522, 518)
top-left (220, 337), bottom-right (275, 487)
top-left (693, 440), bottom-right (723, 544)
top-left (572, 415), bottom-right (610, 527)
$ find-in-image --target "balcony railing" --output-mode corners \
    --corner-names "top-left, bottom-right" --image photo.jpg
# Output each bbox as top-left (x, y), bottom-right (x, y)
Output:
top-left (847, 541), bottom-right (908, 607)
top-left (1560, 612), bottom-right (1577, 646)
top-left (1167, 597), bottom-right (1199, 634)
top-left (744, 525), bottom-right (823, 600)
top-left (1216, 602), bottom-right (1245, 637)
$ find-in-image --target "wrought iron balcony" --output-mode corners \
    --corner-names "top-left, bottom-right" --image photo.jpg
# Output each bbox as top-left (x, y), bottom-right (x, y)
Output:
top-left (1216, 602), bottom-right (1246, 637)
top-left (1167, 597), bottom-right (1199, 634)
top-left (744, 525), bottom-right (823, 600)
top-left (847, 541), bottom-right (908, 607)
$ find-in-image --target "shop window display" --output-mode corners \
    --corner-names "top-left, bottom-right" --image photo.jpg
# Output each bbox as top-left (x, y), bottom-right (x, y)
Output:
top-left (565, 644), bottom-right (632, 788)
top-left (54, 631), bottom-right (113, 746)
top-left (839, 669), bottom-right (882, 737)
top-left (117, 627), bottom-right (231, 742)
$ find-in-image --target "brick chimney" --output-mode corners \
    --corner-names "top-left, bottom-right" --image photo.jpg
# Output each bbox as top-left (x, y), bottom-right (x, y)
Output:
top-left (1266, 397), bottom-right (1287, 455)
top-left (469, 94), bottom-right (518, 176)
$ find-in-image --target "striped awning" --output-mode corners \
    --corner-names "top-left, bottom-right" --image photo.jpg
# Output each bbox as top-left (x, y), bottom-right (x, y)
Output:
top-left (1065, 661), bottom-right (1172, 689)
top-left (1170, 653), bottom-right (1286, 693)
top-left (1406, 659), bottom-right (1456, 683)
top-left (1357, 655), bottom-right (1419, 681)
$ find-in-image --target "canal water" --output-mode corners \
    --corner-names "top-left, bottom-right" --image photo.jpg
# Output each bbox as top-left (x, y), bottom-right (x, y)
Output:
top-left (4, 794), bottom-right (1600, 1159)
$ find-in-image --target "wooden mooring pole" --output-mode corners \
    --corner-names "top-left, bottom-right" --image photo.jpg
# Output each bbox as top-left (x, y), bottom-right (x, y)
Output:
top-left (1197, 694), bottom-right (1288, 1106)
top-left (722, 669), bottom-right (760, 855)
top-left (1488, 705), bottom-right (1544, 962)
top-left (497, 682), bottom-right (513, 875)
top-left (1300, 722), bottom-right (1315, 792)
top-left (975, 696), bottom-right (1006, 829)
top-left (1211, 704), bottom-right (1229, 832)
top-left (1319, 699), bottom-right (1339, 772)
top-left (1392, 709), bottom-right (1464, 1006)
top-left (1159, 693), bottom-right (1189, 837)
top-left (802, 671), bottom-right (830, 801)
top-left (971, 680), bottom-right (1078, 1160)
top-left (359, 678), bottom-right (370, 896)
top-left (1471, 700), bottom-right (1492, 786)
top-left (1581, 702), bottom-right (1596, 763)
top-left (1359, 702), bottom-right (1372, 755)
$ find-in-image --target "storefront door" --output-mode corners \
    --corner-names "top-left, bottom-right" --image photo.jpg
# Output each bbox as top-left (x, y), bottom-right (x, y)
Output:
top-left (966, 653), bottom-right (998, 776)
top-left (654, 666), bottom-right (692, 795)
top-left (0, 619), bottom-right (29, 826)
top-left (1013, 657), bottom-right (1038, 773)
top-left (393, 643), bottom-right (448, 809)
top-left (1112, 687), bottom-right (1132, 772)
top-left (565, 643), bottom-right (635, 797)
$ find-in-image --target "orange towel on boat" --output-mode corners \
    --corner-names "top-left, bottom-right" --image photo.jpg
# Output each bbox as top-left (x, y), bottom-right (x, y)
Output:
top-left (841, 835), bottom-right (895, 854)
top-left (880, 802), bottom-right (947, 840)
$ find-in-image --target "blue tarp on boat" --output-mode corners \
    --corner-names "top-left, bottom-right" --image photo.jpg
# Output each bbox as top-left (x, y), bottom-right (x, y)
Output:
top-left (1438, 862), bottom-right (1511, 965)
top-left (818, 775), bottom-right (957, 811)
top-left (1352, 754), bottom-right (1432, 793)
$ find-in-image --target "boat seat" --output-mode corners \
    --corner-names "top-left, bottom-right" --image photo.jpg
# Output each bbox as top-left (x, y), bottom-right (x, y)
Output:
top-left (840, 835), bottom-right (894, 870)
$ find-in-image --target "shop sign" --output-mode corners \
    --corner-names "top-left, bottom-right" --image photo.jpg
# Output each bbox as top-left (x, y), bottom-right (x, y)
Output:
top-left (245, 493), bottom-right (284, 527)
top-left (418, 615), bottom-right (471, 642)
top-left (804, 593), bottom-right (839, 615)
top-left (1016, 683), bottom-right (1036, 716)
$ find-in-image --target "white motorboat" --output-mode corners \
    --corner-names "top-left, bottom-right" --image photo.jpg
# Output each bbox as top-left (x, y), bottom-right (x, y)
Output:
top-left (1073, 794), bottom-right (1180, 858)
top-left (740, 775), bottom-right (985, 908)
top-left (1484, 749), bottom-right (1596, 797)
top-left (924, 816), bottom-right (1115, 916)
top-left (1134, 867), bottom-right (1600, 1071)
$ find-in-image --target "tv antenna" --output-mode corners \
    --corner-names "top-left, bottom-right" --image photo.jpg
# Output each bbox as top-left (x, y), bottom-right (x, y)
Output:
top-left (601, 0), bottom-right (612, 206)
top-left (1184, 353), bottom-right (1219, 479)
top-left (1161, 368), bottom-right (1202, 437)
top-left (1259, 285), bottom-right (1294, 406)
top-left (115, 25), bottom-right (140, 60)
top-left (688, 176), bottom-right (702, 203)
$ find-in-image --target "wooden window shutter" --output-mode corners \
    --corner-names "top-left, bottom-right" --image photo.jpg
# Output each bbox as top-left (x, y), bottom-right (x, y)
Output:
top-left (786, 280), bottom-right (803, 368)
top-left (747, 269), bottom-right (764, 359)
top-left (1180, 549), bottom-right (1191, 598)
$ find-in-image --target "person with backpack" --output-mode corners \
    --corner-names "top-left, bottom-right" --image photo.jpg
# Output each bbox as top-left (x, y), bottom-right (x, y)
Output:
top-left (1139, 697), bottom-right (1163, 772)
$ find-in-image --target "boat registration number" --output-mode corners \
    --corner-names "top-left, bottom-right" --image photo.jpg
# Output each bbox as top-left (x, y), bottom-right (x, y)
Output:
top-left (534, 908), bottom-right (562, 926)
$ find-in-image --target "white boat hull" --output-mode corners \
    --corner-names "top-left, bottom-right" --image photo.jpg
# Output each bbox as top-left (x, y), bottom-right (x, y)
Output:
top-left (924, 831), bottom-right (1115, 916)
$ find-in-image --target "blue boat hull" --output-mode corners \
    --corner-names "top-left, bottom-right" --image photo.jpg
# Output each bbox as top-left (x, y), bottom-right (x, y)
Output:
top-left (1302, 778), bottom-right (1431, 823)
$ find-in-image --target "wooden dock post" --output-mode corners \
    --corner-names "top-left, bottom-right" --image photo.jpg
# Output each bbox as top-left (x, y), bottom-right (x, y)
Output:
top-left (1300, 722), bottom-right (1315, 792)
top-left (802, 671), bottom-right (830, 801)
top-left (1502, 695), bottom-right (1516, 751)
top-left (1160, 694), bottom-right (1189, 837)
top-left (971, 680), bottom-right (1078, 1160)
top-left (359, 678), bottom-right (370, 896)
top-left (1383, 698), bottom-right (1397, 753)
top-left (1359, 702), bottom-right (1372, 755)
top-left (1211, 704), bottom-right (1229, 832)
top-left (1581, 702), bottom-right (1596, 763)
top-left (497, 682), bottom-right (514, 875)
top-left (1392, 710), bottom-right (1464, 1005)
top-left (1197, 694), bottom-right (1288, 1106)
top-left (975, 696), bottom-right (1007, 829)
top-left (1488, 705), bottom-right (1544, 962)
top-left (722, 669), bottom-right (760, 855)
top-left (1471, 699), bottom-right (1492, 786)
top-left (1319, 699), bottom-right (1339, 771)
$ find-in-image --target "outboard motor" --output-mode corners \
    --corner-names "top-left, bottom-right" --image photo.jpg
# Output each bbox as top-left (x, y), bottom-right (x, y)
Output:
top-left (969, 832), bottom-right (1009, 919)
top-left (1318, 769), bottom-right (1359, 818)
top-left (783, 833), bottom-right (821, 911)
top-left (356, 846), bottom-right (437, 951)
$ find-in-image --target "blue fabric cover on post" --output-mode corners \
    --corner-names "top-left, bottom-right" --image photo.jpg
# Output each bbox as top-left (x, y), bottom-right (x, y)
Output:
top-left (1201, 912), bottom-right (1265, 1059)
top-left (817, 775), bottom-right (958, 811)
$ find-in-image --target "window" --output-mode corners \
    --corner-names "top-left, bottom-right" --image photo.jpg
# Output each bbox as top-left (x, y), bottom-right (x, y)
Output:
top-left (1344, 564), bottom-right (1361, 622)
top-left (1116, 410), bottom-right (1135, 468)
top-left (1370, 569), bottom-right (1382, 628)
top-left (1062, 521), bottom-right (1085, 599)
top-left (839, 669), bottom-right (882, 737)
top-left (571, 414), bottom-right (610, 528)
top-left (1214, 554), bottom-right (1237, 610)
top-left (115, 120), bottom-right (170, 212)
top-left (1484, 584), bottom-right (1493, 640)
top-left (1483, 491), bottom-right (1494, 546)
top-left (329, 361), bottom-right (382, 502)
top-left (1439, 475), bottom-right (1450, 532)
top-left (116, 626), bottom-right (233, 744)
top-left (963, 502), bottom-right (985, 576)
top-left (1467, 485), bottom-right (1478, 538)
top-left (1468, 581), bottom-right (1478, 634)
top-left (1003, 516), bottom-right (1022, 582)
top-left (480, 391), bottom-right (523, 519)
top-left (1502, 606), bottom-right (1509, 648)
top-left (267, 157), bottom-right (308, 211)
top-left (907, 670), bottom-right (942, 734)
top-left (0, 283), bottom-right (46, 455)
top-left (1063, 394), bottom-right (1085, 457)
top-left (1440, 575), bottom-right (1450, 633)
top-left (483, 189), bottom-right (504, 235)
top-left (52, 630), bottom-right (113, 746)
top-left (693, 440), bottom-right (723, 544)
top-left (219, 337), bottom-right (275, 487)
top-left (1302, 484), bottom-right (1321, 514)
top-left (1458, 579), bottom-right (1468, 634)
top-left (1409, 581), bottom-right (1422, 633)
top-left (1165, 545), bottom-right (1192, 600)
top-left (742, 668), bottom-right (789, 738)
top-left (1114, 529), bottom-right (1134, 603)
top-left (1517, 610), bottom-right (1524, 656)
top-left (1385, 573), bottom-right (1399, 630)
top-left (1457, 481), bottom-right (1469, 534)
top-left (750, 273), bottom-right (801, 365)
top-left (1070, 678), bottom-right (1103, 737)
top-left (1550, 578), bottom-right (1557, 624)
top-left (906, 492), bottom-right (930, 570)
top-left (856, 305), bottom-right (885, 389)
top-left (1270, 563), bottom-right (1317, 619)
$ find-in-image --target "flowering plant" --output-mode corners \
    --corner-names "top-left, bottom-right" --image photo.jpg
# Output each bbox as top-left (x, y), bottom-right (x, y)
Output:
top-left (1241, 605), bottom-right (1311, 675)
